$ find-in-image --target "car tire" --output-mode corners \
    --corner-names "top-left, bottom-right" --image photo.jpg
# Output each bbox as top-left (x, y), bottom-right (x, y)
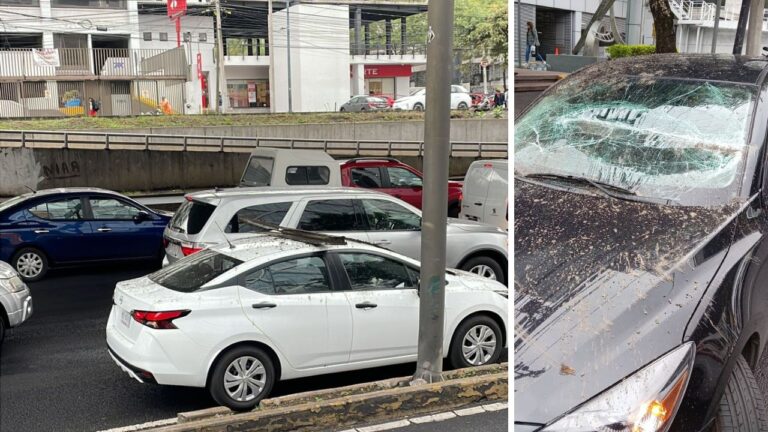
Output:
top-left (714, 354), bottom-right (768, 432)
top-left (413, 103), bottom-right (424, 112)
top-left (460, 256), bottom-right (505, 284)
top-left (209, 345), bottom-right (276, 412)
top-left (0, 315), bottom-right (5, 346)
top-left (449, 314), bottom-right (503, 369)
top-left (12, 247), bottom-right (48, 282)
top-left (458, 102), bottom-right (468, 110)
top-left (340, 107), bottom-right (346, 112)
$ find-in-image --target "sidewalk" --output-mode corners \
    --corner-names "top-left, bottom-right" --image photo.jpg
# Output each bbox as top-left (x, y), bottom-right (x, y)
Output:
top-left (335, 402), bottom-right (508, 432)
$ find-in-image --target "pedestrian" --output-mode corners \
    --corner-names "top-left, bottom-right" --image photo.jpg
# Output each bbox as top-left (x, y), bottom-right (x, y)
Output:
top-left (526, 21), bottom-right (544, 63)
top-left (493, 89), bottom-right (506, 109)
top-left (87, 97), bottom-right (99, 117)
top-left (160, 96), bottom-right (173, 115)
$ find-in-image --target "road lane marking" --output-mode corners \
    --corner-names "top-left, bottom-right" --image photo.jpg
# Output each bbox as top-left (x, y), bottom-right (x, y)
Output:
top-left (357, 420), bottom-right (412, 432)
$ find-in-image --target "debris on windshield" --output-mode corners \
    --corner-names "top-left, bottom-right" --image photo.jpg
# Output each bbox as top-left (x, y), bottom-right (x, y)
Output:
top-left (560, 364), bottom-right (576, 376)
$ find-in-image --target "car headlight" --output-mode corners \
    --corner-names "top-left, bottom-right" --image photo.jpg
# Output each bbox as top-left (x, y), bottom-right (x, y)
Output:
top-left (543, 342), bottom-right (695, 432)
top-left (7, 275), bottom-right (27, 293)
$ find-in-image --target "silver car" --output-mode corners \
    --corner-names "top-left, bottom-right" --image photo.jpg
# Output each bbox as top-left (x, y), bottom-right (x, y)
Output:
top-left (0, 261), bottom-right (33, 344)
top-left (163, 187), bottom-right (508, 283)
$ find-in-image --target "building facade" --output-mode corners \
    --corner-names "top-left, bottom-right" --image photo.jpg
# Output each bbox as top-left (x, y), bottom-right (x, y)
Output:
top-left (0, 0), bottom-right (427, 117)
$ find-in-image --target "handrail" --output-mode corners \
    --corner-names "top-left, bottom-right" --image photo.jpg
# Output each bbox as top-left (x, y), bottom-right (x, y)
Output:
top-left (0, 130), bottom-right (507, 158)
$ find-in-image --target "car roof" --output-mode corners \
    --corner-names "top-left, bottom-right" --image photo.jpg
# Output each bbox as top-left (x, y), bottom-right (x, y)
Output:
top-left (26, 187), bottom-right (117, 197)
top-left (577, 54), bottom-right (768, 85)
top-left (186, 186), bottom-right (392, 204)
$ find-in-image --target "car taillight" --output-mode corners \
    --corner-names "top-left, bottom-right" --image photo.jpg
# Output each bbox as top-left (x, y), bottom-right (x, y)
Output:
top-left (162, 237), bottom-right (169, 248)
top-left (132, 310), bottom-right (190, 329)
top-left (181, 244), bottom-right (203, 256)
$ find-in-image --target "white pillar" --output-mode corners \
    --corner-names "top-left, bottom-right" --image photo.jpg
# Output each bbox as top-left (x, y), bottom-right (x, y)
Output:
top-left (351, 63), bottom-right (365, 96)
top-left (626, 0), bottom-right (643, 44)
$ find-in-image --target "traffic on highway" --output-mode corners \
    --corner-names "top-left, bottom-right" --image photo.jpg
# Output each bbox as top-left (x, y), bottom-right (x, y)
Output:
top-left (0, 152), bottom-right (509, 429)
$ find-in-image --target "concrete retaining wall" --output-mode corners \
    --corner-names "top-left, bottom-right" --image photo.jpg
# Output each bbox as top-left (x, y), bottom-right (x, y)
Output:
top-left (87, 118), bottom-right (508, 142)
top-left (0, 147), bottom-right (492, 197)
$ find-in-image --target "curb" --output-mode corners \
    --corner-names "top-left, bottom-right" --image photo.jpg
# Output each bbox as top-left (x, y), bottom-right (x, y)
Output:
top-left (145, 363), bottom-right (508, 432)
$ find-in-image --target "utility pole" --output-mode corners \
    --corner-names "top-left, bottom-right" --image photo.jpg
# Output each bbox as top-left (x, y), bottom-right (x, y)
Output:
top-left (214, 0), bottom-right (228, 113)
top-left (268, 0), bottom-right (275, 112)
top-left (413, 0), bottom-right (453, 384)
top-left (745, 0), bottom-right (762, 55)
top-left (482, 50), bottom-right (488, 95)
top-left (711, 0), bottom-right (722, 52)
top-left (286, 0), bottom-right (293, 113)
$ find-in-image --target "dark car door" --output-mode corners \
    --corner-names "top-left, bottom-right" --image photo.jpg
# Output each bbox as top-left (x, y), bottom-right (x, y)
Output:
top-left (85, 196), bottom-right (164, 260)
top-left (23, 195), bottom-right (92, 263)
top-left (381, 166), bottom-right (424, 208)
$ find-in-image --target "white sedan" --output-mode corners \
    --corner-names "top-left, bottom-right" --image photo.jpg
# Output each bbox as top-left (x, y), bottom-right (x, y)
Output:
top-left (106, 231), bottom-right (508, 411)
top-left (393, 86), bottom-right (472, 111)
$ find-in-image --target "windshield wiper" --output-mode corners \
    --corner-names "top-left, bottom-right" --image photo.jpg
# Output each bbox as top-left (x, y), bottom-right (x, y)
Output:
top-left (517, 173), bottom-right (640, 202)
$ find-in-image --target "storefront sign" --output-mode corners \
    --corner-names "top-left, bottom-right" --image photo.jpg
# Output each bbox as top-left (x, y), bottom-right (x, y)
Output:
top-left (247, 82), bottom-right (257, 103)
top-left (167, 0), bottom-right (187, 17)
top-left (196, 53), bottom-right (203, 80)
top-left (364, 65), bottom-right (411, 78)
top-left (32, 49), bottom-right (60, 68)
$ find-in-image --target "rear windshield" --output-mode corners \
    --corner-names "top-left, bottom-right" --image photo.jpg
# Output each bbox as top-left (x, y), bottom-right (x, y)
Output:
top-left (148, 249), bottom-right (243, 292)
top-left (169, 200), bottom-right (216, 235)
top-left (241, 156), bottom-right (274, 187)
top-left (285, 166), bottom-right (330, 185)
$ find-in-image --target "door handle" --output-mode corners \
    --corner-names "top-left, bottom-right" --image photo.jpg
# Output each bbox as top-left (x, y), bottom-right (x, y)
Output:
top-left (97, 227), bottom-right (112, 232)
top-left (34, 229), bottom-right (49, 234)
top-left (474, 202), bottom-right (483, 206)
top-left (355, 302), bottom-right (378, 310)
top-left (252, 302), bottom-right (277, 309)
top-left (374, 240), bottom-right (391, 245)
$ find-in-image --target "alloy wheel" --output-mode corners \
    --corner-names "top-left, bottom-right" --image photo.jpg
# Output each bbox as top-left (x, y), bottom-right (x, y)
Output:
top-left (462, 324), bottom-right (497, 366)
top-left (469, 264), bottom-right (497, 280)
top-left (223, 356), bottom-right (267, 402)
top-left (16, 252), bottom-right (43, 279)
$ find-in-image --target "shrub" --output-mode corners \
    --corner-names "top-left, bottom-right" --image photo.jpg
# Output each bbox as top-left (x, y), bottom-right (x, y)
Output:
top-left (606, 44), bottom-right (657, 59)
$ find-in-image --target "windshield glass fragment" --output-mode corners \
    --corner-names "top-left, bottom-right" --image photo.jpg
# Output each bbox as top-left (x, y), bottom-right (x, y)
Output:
top-left (514, 76), bottom-right (756, 205)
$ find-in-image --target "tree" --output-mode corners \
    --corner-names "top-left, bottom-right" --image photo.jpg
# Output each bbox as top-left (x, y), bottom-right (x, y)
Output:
top-left (647, 0), bottom-right (677, 53)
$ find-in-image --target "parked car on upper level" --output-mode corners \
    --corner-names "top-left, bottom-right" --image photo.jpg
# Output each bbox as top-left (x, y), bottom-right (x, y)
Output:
top-left (0, 188), bottom-right (172, 281)
top-left (0, 260), bottom-right (32, 345)
top-left (163, 187), bottom-right (507, 283)
top-left (460, 159), bottom-right (508, 230)
top-left (239, 149), bottom-right (464, 216)
top-left (340, 95), bottom-right (389, 112)
top-left (392, 86), bottom-right (472, 111)
top-left (109, 231), bottom-right (508, 411)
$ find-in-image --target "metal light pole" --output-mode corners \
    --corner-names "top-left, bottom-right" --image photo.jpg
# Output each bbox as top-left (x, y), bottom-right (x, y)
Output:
top-left (711, 0), bottom-right (722, 52)
top-left (413, 0), bottom-right (454, 384)
top-left (214, 0), bottom-right (228, 113)
top-left (733, 0), bottom-right (751, 54)
top-left (745, 0), bottom-right (762, 55)
top-left (286, 0), bottom-right (293, 113)
top-left (268, 0), bottom-right (275, 112)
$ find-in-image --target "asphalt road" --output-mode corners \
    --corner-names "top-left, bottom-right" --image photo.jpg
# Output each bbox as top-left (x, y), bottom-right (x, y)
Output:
top-left (0, 263), bottom-right (507, 432)
top-left (390, 409), bottom-right (508, 432)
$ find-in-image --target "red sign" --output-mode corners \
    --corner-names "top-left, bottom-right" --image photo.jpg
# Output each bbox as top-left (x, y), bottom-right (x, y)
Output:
top-left (196, 53), bottom-right (202, 80)
top-left (364, 65), bottom-right (412, 78)
top-left (167, 0), bottom-right (187, 17)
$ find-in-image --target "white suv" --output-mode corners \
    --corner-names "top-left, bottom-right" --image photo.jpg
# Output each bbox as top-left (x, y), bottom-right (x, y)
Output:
top-left (393, 86), bottom-right (472, 111)
top-left (163, 187), bottom-right (508, 283)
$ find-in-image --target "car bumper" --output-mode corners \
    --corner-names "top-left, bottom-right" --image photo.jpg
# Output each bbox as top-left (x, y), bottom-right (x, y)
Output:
top-left (1, 286), bottom-right (33, 327)
top-left (105, 306), bottom-right (208, 388)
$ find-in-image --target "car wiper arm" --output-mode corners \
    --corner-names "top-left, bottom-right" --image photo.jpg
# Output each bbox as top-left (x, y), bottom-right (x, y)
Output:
top-left (522, 173), bottom-right (637, 194)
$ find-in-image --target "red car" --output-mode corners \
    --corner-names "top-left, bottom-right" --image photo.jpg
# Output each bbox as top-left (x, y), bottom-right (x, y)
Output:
top-left (340, 157), bottom-right (464, 217)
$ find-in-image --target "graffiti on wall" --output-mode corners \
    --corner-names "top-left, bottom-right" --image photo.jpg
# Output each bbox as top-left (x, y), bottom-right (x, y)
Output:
top-left (42, 160), bottom-right (81, 180)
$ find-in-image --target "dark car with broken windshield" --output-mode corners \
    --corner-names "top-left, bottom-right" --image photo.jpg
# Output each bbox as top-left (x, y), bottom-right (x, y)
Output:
top-left (515, 55), bottom-right (768, 432)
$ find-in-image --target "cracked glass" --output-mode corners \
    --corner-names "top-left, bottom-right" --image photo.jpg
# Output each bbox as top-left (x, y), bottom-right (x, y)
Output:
top-left (515, 75), bottom-right (756, 205)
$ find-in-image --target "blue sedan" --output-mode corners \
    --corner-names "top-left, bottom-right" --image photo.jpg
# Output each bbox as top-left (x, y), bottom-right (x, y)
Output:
top-left (0, 188), bottom-right (171, 281)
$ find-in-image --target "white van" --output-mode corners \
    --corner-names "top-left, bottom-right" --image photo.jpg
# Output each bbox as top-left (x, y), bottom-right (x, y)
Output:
top-left (459, 159), bottom-right (508, 230)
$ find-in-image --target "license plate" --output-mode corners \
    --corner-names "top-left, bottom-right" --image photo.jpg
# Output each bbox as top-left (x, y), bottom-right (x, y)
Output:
top-left (120, 309), bottom-right (131, 328)
top-left (167, 243), bottom-right (182, 259)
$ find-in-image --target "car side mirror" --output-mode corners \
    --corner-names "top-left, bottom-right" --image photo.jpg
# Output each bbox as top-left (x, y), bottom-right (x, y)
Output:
top-left (134, 211), bottom-right (150, 223)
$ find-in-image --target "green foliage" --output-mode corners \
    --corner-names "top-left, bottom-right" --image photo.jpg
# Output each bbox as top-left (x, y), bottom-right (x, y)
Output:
top-left (454, 0), bottom-right (508, 64)
top-left (606, 44), bottom-right (657, 59)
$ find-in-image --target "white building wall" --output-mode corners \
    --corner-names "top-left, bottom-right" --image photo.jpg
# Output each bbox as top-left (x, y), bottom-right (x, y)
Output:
top-left (138, 14), bottom-right (215, 114)
top-left (273, 4), bottom-right (350, 113)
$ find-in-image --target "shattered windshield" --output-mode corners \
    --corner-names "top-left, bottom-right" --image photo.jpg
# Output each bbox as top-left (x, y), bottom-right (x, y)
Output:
top-left (514, 75), bottom-right (756, 205)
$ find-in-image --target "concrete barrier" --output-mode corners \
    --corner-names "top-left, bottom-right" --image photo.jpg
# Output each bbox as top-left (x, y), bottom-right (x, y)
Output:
top-left (0, 146), bottom-right (497, 197)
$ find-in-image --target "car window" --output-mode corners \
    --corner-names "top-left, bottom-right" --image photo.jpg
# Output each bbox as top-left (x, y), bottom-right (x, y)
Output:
top-left (360, 199), bottom-right (421, 231)
top-left (28, 198), bottom-right (83, 220)
top-left (285, 166), bottom-right (330, 186)
top-left (90, 198), bottom-right (142, 220)
top-left (244, 256), bottom-right (331, 295)
top-left (298, 199), bottom-right (365, 231)
top-left (170, 200), bottom-right (215, 235)
top-left (226, 202), bottom-right (292, 233)
top-left (387, 167), bottom-right (423, 188)
top-left (149, 249), bottom-right (243, 293)
top-left (338, 253), bottom-right (417, 290)
top-left (351, 167), bottom-right (383, 188)
top-left (241, 156), bottom-right (274, 187)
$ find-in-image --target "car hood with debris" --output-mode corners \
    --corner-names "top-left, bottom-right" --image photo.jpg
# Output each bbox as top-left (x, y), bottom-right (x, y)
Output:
top-left (513, 181), bottom-right (742, 426)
